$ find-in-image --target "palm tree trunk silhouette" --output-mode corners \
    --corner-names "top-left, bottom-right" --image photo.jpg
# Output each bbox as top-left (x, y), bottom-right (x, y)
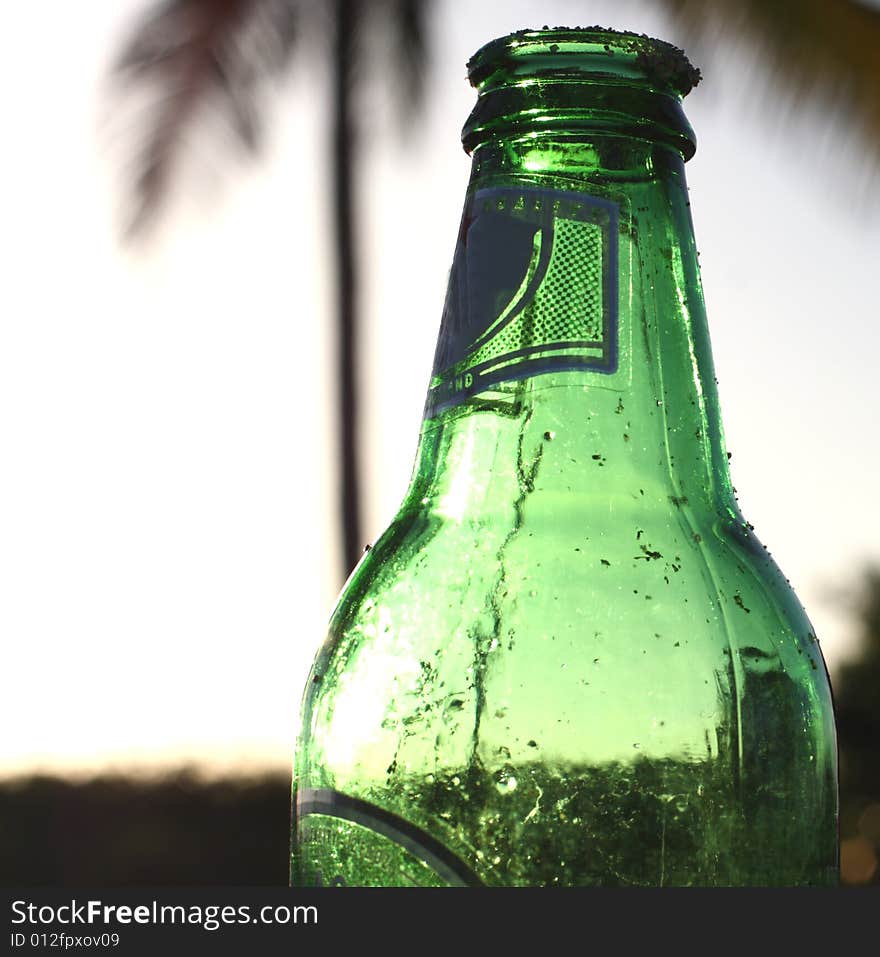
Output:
top-left (332, 0), bottom-right (362, 574)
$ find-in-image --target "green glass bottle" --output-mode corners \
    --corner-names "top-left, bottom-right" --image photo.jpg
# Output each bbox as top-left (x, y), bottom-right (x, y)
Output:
top-left (291, 28), bottom-right (838, 887)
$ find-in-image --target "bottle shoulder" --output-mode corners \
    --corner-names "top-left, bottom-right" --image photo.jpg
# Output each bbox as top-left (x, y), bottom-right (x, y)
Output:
top-left (323, 502), bottom-right (829, 691)
top-left (299, 500), bottom-right (836, 887)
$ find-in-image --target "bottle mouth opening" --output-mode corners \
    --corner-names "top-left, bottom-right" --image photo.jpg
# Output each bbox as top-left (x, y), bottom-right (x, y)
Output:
top-left (467, 27), bottom-right (701, 98)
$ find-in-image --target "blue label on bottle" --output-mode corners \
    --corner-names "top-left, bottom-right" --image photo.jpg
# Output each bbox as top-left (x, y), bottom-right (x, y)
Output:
top-left (425, 186), bottom-right (620, 417)
top-left (295, 788), bottom-right (482, 887)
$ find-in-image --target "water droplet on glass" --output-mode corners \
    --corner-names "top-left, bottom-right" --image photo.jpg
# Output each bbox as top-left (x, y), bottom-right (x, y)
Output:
top-left (543, 430), bottom-right (555, 441)
top-left (495, 768), bottom-right (518, 794)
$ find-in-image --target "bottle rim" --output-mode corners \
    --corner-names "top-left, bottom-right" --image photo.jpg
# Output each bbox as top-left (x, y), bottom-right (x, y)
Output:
top-left (467, 27), bottom-right (701, 99)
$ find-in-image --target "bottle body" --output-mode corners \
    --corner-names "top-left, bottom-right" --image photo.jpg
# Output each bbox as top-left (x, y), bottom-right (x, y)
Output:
top-left (291, 30), bottom-right (838, 887)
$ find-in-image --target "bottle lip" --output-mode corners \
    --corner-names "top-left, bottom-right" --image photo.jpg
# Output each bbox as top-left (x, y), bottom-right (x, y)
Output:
top-left (467, 27), bottom-right (701, 98)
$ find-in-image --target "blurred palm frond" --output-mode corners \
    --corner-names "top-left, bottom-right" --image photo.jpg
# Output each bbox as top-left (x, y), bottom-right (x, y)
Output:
top-left (660, 0), bottom-right (880, 152)
top-left (115, 0), bottom-right (298, 237)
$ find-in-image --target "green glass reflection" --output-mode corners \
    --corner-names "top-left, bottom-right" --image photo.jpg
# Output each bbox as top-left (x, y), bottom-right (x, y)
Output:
top-left (291, 28), bottom-right (838, 887)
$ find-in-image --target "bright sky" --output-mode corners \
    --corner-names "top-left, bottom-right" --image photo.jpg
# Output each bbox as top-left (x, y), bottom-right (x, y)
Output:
top-left (1, 0), bottom-right (878, 776)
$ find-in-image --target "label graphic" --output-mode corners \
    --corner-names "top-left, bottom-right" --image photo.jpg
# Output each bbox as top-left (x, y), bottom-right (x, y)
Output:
top-left (425, 186), bottom-right (620, 416)
top-left (295, 788), bottom-right (482, 887)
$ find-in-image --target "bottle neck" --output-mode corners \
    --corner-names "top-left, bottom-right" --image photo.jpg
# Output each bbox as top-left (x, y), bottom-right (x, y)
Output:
top-left (404, 133), bottom-right (737, 525)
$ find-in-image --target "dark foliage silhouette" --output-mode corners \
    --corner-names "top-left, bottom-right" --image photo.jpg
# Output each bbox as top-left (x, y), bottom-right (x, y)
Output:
top-left (0, 770), bottom-right (290, 885)
top-left (835, 567), bottom-right (880, 884)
